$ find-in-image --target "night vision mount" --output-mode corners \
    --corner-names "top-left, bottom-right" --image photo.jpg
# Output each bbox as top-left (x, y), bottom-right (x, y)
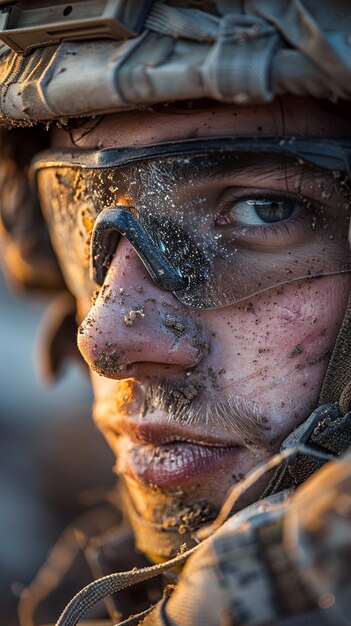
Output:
top-left (0, 0), bottom-right (153, 54)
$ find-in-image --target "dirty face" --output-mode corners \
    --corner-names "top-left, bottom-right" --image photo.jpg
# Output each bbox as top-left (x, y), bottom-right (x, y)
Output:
top-left (49, 97), bottom-right (351, 553)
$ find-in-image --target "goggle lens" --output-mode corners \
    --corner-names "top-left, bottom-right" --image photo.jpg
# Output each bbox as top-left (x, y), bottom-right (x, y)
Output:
top-left (34, 139), bottom-right (351, 309)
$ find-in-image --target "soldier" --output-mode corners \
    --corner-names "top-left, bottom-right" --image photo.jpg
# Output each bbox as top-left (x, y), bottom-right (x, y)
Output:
top-left (1, 1), bottom-right (351, 624)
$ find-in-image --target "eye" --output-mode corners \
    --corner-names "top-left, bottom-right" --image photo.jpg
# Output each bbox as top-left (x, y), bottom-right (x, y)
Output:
top-left (216, 195), bottom-right (302, 227)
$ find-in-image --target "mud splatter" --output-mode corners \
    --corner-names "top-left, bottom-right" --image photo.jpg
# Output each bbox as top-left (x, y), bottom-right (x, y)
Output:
top-left (124, 306), bottom-right (145, 326)
top-left (164, 314), bottom-right (186, 337)
top-left (289, 344), bottom-right (303, 357)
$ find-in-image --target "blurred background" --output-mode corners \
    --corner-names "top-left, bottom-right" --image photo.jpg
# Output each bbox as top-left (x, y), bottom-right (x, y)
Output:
top-left (0, 270), bottom-right (114, 625)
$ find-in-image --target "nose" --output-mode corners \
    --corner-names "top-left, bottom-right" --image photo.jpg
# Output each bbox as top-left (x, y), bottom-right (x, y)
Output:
top-left (78, 239), bottom-right (207, 379)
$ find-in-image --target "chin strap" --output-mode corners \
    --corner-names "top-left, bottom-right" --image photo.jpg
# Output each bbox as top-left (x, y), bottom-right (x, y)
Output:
top-left (263, 291), bottom-right (351, 498)
top-left (319, 292), bottom-right (351, 413)
top-left (262, 403), bottom-right (351, 497)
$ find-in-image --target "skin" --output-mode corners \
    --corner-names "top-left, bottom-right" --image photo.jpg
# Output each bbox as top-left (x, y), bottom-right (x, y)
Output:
top-left (51, 97), bottom-right (351, 552)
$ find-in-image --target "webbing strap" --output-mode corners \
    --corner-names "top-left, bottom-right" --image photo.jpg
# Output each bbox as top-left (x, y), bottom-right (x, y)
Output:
top-left (146, 4), bottom-right (280, 103)
top-left (319, 293), bottom-right (351, 414)
top-left (145, 3), bottom-right (219, 42)
top-left (55, 546), bottom-right (196, 626)
top-left (202, 14), bottom-right (279, 102)
top-left (263, 404), bottom-right (351, 498)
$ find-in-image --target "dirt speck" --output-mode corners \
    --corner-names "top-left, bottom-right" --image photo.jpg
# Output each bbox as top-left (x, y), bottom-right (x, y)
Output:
top-left (162, 501), bottom-right (215, 534)
top-left (124, 306), bottom-right (145, 326)
top-left (92, 353), bottom-right (126, 376)
top-left (245, 302), bottom-right (255, 313)
top-left (182, 385), bottom-right (199, 401)
top-left (118, 287), bottom-right (126, 304)
top-left (91, 288), bottom-right (101, 305)
top-left (164, 315), bottom-right (186, 337)
top-left (289, 344), bottom-right (303, 357)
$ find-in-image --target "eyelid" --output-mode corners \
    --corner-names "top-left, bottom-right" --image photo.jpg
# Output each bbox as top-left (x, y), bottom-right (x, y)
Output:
top-left (215, 187), bottom-right (308, 223)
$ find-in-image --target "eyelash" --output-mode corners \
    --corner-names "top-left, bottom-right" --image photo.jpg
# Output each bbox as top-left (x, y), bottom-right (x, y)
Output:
top-left (212, 188), bottom-right (321, 249)
top-left (215, 189), bottom-right (311, 226)
top-left (242, 213), bottom-right (307, 244)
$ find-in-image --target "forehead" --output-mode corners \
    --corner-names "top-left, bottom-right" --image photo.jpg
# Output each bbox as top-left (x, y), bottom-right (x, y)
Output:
top-left (52, 96), bottom-right (351, 150)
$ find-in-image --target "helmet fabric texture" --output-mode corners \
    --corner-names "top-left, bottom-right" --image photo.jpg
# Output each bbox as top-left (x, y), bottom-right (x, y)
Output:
top-left (1, 0), bottom-right (351, 124)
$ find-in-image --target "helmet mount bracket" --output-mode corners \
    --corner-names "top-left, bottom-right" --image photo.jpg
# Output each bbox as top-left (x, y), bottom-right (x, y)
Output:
top-left (0, 0), bottom-right (153, 55)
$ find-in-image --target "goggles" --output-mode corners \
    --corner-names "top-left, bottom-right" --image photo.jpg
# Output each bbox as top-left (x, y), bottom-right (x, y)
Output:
top-left (33, 137), bottom-right (351, 309)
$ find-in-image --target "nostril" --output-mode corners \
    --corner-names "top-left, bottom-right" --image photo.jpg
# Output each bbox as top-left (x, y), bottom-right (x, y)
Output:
top-left (92, 353), bottom-right (131, 377)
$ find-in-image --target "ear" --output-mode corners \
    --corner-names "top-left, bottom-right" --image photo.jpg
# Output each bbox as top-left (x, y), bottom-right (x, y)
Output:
top-left (37, 292), bottom-right (88, 383)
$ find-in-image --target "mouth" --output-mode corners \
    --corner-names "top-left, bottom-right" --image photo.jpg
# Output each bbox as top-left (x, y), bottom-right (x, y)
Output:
top-left (112, 421), bottom-right (245, 488)
top-left (117, 439), bottom-right (243, 487)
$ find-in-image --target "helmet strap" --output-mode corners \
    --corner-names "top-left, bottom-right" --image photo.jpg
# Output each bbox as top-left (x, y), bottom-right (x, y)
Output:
top-left (319, 291), bottom-right (351, 414)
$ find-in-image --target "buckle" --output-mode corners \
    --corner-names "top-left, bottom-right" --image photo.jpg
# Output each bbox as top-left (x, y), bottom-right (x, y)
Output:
top-left (0, 0), bottom-right (153, 55)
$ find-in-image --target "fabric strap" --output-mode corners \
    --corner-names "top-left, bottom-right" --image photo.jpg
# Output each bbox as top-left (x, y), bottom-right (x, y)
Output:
top-left (319, 293), bottom-right (351, 414)
top-left (145, 3), bottom-right (219, 41)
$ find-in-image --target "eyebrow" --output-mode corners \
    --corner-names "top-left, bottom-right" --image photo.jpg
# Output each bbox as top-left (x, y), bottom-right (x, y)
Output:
top-left (135, 153), bottom-right (330, 192)
top-left (39, 150), bottom-right (346, 212)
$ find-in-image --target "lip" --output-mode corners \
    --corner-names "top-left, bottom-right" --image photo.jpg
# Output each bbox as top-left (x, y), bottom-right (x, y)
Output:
top-left (109, 419), bottom-right (245, 487)
top-left (117, 437), bottom-right (243, 487)
top-left (112, 418), bottom-right (242, 448)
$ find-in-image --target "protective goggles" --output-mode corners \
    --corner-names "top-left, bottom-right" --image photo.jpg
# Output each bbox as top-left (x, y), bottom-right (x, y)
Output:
top-left (32, 137), bottom-right (351, 309)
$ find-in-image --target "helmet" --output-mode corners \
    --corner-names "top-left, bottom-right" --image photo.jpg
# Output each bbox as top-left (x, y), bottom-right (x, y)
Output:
top-left (0, 0), bottom-right (351, 125)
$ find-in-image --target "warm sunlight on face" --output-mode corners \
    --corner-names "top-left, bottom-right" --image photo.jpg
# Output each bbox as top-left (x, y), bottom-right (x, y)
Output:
top-left (47, 97), bottom-right (351, 556)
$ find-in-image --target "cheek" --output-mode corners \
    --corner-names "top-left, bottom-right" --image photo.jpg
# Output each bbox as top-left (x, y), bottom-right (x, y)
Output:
top-left (203, 276), bottom-right (350, 442)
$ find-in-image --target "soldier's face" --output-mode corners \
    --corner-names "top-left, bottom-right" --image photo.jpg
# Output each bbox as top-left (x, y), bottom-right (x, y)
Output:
top-left (52, 97), bottom-right (351, 539)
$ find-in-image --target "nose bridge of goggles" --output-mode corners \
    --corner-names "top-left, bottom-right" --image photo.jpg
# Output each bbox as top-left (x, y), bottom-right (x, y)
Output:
top-left (91, 206), bottom-right (187, 292)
